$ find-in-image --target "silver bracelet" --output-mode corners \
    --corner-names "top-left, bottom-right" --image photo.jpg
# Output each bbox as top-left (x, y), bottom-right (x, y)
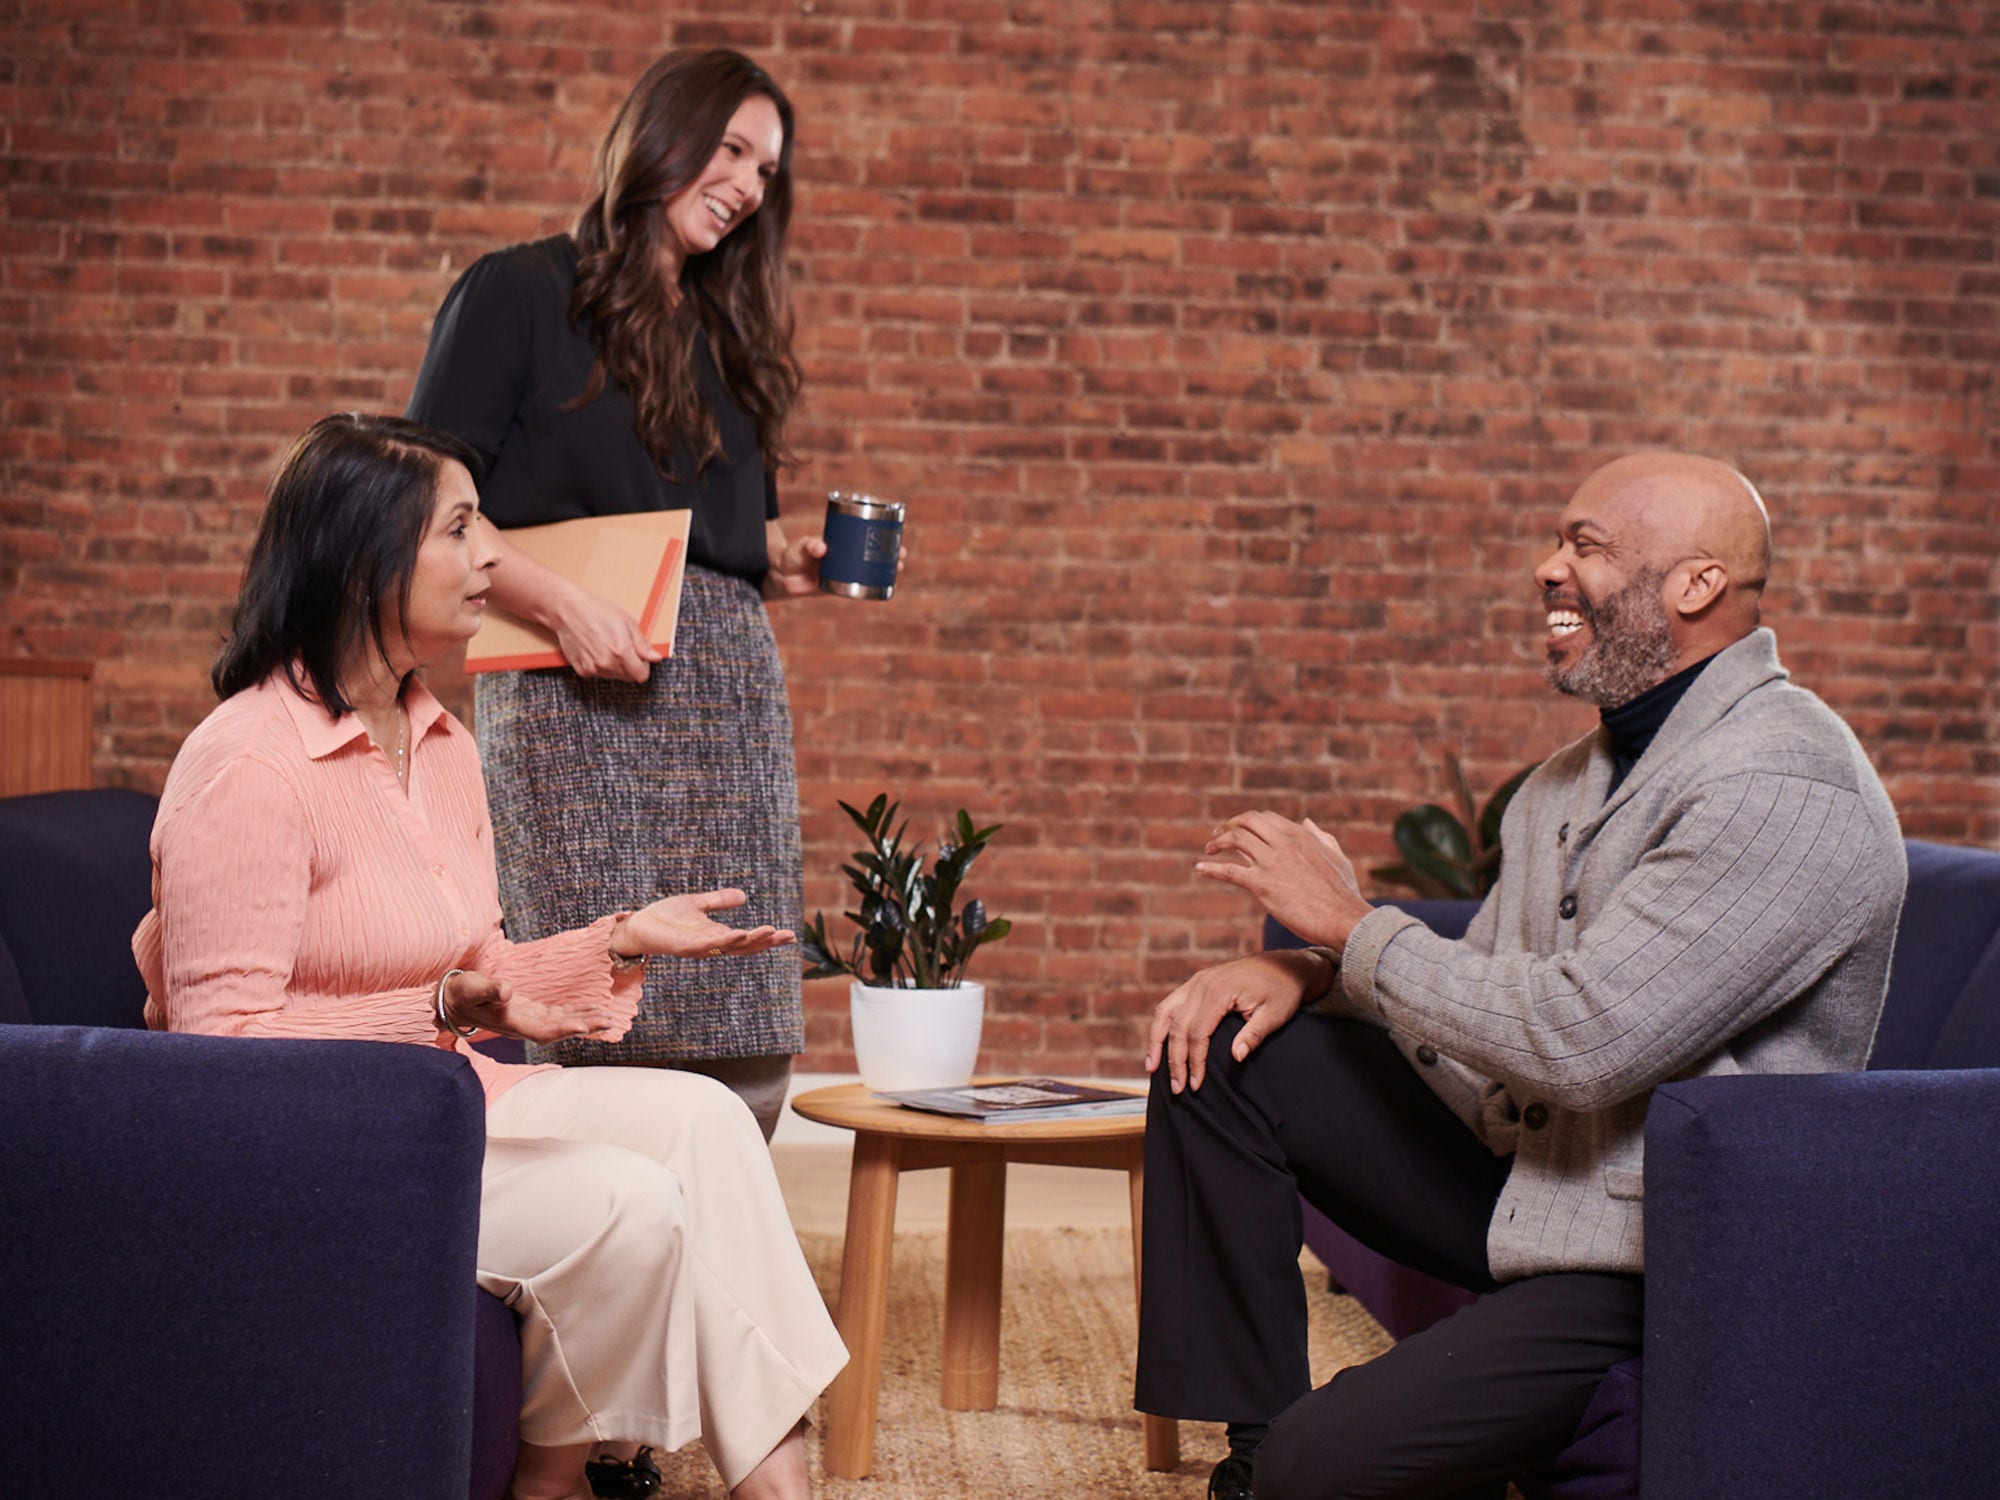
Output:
top-left (433, 968), bottom-right (478, 1037)
top-left (607, 921), bottom-right (646, 971)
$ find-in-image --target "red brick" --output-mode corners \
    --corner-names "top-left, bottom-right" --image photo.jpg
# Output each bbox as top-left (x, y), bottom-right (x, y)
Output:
top-left (4, 0), bottom-right (1996, 1075)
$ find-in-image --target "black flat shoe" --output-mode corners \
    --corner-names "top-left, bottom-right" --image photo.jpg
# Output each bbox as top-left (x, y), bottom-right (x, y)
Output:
top-left (584, 1446), bottom-right (661, 1499)
top-left (1209, 1453), bottom-right (1255, 1500)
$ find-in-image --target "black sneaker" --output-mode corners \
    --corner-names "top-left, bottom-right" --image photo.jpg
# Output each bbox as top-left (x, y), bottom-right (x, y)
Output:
top-left (1208, 1453), bottom-right (1255, 1500)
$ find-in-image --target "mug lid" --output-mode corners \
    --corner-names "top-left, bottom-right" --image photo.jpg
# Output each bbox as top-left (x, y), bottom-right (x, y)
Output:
top-left (826, 490), bottom-right (905, 521)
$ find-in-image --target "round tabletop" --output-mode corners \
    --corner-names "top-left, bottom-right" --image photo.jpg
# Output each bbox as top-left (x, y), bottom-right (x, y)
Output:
top-left (791, 1081), bottom-right (1149, 1142)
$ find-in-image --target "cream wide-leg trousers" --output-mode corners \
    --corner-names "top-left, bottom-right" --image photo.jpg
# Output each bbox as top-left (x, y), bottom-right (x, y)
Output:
top-left (479, 1066), bottom-right (848, 1487)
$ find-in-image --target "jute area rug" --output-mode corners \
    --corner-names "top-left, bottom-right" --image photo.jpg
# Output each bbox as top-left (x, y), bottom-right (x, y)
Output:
top-left (650, 1225), bottom-right (1394, 1498)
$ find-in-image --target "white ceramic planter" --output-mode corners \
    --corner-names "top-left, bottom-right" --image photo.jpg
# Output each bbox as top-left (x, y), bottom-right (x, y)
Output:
top-left (849, 980), bottom-right (985, 1093)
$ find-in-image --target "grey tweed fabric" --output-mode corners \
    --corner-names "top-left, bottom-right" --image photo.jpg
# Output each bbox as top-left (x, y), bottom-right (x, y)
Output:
top-left (475, 564), bottom-right (804, 1063)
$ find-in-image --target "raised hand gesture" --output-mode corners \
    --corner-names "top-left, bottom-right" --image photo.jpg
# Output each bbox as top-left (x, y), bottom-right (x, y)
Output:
top-left (1196, 811), bottom-right (1372, 950)
top-left (611, 888), bottom-right (797, 962)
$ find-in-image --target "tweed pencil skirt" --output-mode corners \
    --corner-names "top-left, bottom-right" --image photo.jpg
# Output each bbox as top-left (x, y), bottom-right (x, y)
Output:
top-left (475, 564), bottom-right (805, 1063)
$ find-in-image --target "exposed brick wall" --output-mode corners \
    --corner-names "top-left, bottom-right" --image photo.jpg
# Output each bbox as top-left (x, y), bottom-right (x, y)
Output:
top-left (4, 1), bottom-right (1995, 1075)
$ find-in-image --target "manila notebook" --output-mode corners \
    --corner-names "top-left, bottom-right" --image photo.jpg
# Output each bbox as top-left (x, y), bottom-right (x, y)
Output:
top-left (465, 510), bottom-right (691, 673)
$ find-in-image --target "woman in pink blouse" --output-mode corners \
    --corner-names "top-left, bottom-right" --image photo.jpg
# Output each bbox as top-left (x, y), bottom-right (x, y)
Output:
top-left (135, 414), bottom-right (845, 1500)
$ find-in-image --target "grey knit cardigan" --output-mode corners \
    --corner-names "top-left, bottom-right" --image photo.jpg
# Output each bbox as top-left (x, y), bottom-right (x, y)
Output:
top-left (1332, 628), bottom-right (1906, 1279)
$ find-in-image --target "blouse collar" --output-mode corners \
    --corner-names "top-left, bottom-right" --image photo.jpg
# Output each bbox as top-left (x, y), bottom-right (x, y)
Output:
top-left (272, 669), bottom-right (454, 761)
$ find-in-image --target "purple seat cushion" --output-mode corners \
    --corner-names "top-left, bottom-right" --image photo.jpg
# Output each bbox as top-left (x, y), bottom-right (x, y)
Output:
top-left (1518, 1358), bottom-right (1642, 1500)
top-left (1301, 1202), bottom-right (1476, 1341)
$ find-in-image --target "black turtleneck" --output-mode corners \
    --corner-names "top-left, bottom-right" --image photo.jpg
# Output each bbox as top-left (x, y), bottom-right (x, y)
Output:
top-left (1601, 654), bottom-right (1716, 797)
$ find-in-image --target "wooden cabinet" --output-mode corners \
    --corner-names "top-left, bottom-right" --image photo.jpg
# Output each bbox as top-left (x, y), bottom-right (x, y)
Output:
top-left (0, 659), bottom-right (93, 796)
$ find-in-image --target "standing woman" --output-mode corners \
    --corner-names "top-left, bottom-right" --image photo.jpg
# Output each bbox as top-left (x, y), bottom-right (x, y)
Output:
top-left (407, 50), bottom-right (826, 1137)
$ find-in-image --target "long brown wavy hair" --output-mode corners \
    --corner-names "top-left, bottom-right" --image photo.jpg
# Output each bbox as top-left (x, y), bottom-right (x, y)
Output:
top-left (569, 49), bottom-right (800, 478)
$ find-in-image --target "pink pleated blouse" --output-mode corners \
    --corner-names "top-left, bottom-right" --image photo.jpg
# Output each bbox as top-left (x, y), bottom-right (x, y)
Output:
top-left (134, 671), bottom-right (640, 1105)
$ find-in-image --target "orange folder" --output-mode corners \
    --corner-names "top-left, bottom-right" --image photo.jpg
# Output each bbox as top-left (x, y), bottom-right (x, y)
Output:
top-left (465, 510), bottom-right (691, 674)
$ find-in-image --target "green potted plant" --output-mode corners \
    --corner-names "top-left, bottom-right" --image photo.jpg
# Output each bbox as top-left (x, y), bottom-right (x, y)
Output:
top-left (1371, 753), bottom-right (1539, 900)
top-left (801, 794), bottom-right (1012, 1091)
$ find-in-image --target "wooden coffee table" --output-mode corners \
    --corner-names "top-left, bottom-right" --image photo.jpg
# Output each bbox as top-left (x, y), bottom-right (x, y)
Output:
top-left (791, 1081), bottom-right (1179, 1479)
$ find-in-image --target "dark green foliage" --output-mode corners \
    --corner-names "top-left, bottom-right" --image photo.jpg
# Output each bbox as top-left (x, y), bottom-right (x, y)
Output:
top-left (1370, 755), bottom-right (1538, 900)
top-left (800, 795), bottom-right (1013, 989)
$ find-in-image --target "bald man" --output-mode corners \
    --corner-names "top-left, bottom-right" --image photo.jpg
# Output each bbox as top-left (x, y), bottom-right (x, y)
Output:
top-left (1136, 453), bottom-right (1904, 1500)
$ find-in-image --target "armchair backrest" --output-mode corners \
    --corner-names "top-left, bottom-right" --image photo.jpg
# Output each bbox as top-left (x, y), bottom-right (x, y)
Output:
top-left (1867, 838), bottom-right (2000, 1072)
top-left (0, 789), bottom-right (158, 1027)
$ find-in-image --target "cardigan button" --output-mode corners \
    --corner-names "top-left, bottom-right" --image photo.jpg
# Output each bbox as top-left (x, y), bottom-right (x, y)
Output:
top-left (1415, 1044), bottom-right (1439, 1066)
top-left (1523, 1102), bottom-right (1550, 1129)
top-left (1558, 893), bottom-right (1578, 920)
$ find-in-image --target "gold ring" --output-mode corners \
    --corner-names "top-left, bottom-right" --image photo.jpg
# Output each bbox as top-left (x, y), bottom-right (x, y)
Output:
top-left (708, 947), bottom-right (722, 958)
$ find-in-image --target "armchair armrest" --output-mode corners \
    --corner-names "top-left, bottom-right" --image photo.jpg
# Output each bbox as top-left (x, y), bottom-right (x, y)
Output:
top-left (1642, 1069), bottom-right (2000, 1498)
top-left (0, 1026), bottom-right (489, 1499)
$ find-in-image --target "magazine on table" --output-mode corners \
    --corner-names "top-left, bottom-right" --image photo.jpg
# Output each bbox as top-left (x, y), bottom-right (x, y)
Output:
top-left (877, 1077), bottom-right (1147, 1124)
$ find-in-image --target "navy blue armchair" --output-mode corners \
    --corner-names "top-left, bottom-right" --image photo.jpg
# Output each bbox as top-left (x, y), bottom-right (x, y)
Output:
top-left (0, 789), bottom-right (520, 1500)
top-left (1269, 838), bottom-right (2000, 1498)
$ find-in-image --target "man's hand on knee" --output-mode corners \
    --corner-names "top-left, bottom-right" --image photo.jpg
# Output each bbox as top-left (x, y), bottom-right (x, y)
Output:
top-left (1145, 950), bottom-right (1332, 1093)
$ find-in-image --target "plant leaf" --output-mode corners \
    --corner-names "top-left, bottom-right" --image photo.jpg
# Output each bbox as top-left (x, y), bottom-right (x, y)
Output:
top-left (799, 910), bottom-right (856, 980)
top-left (934, 851), bottom-right (966, 914)
top-left (838, 797), bottom-right (880, 837)
top-left (1391, 805), bottom-right (1477, 899)
top-left (1444, 752), bottom-right (1478, 837)
top-left (1368, 861), bottom-right (1422, 896)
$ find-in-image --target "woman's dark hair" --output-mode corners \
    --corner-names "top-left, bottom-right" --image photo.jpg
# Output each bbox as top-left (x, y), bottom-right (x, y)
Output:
top-left (213, 413), bottom-right (483, 715)
top-left (569, 48), bottom-right (801, 479)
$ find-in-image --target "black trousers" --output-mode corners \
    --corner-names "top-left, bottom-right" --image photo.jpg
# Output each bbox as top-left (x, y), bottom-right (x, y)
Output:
top-left (1135, 1014), bottom-right (1643, 1500)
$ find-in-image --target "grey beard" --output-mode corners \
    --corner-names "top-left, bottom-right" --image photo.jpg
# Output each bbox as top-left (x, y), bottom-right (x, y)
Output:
top-left (1545, 571), bottom-right (1676, 709)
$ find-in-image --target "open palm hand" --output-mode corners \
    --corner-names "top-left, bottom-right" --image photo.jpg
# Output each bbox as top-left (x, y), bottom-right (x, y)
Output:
top-left (619, 888), bottom-right (797, 960)
top-left (444, 968), bottom-right (635, 1044)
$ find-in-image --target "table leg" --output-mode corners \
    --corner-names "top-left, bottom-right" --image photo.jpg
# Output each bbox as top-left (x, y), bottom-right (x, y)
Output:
top-left (1128, 1142), bottom-right (1181, 1472)
top-left (941, 1156), bottom-right (1007, 1409)
top-left (822, 1131), bottom-right (901, 1479)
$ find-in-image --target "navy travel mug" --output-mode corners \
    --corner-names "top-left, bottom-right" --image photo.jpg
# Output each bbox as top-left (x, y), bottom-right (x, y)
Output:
top-left (819, 492), bottom-right (904, 600)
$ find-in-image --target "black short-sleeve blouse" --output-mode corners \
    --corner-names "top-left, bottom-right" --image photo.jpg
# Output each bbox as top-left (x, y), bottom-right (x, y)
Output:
top-left (406, 235), bottom-right (777, 584)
